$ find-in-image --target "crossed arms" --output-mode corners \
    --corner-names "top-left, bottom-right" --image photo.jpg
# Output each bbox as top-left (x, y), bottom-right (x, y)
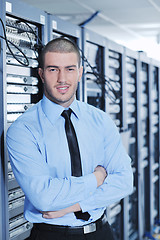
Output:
top-left (6, 118), bottom-right (133, 221)
top-left (41, 165), bottom-right (107, 219)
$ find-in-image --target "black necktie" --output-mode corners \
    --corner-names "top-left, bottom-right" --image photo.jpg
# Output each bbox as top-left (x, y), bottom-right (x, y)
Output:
top-left (61, 109), bottom-right (90, 221)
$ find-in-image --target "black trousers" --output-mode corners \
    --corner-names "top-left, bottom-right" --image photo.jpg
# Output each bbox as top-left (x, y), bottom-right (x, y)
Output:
top-left (28, 222), bottom-right (115, 240)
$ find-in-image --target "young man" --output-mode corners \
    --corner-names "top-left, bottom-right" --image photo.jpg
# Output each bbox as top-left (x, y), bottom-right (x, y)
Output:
top-left (7, 37), bottom-right (133, 240)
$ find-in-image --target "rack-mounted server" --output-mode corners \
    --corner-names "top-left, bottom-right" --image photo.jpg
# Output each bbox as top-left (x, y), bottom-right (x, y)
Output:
top-left (6, 14), bottom-right (41, 240)
top-left (0, 0), bottom-right (47, 239)
top-left (105, 40), bottom-right (125, 240)
top-left (0, 1), bottom-right (160, 239)
top-left (106, 41), bottom-right (124, 131)
top-left (124, 48), bottom-right (139, 240)
top-left (137, 53), bottom-right (150, 240)
top-left (82, 28), bottom-right (105, 111)
top-left (148, 61), bottom-right (160, 232)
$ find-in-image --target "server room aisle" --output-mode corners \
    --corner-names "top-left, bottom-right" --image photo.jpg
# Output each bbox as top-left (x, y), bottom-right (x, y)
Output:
top-left (0, 0), bottom-right (160, 240)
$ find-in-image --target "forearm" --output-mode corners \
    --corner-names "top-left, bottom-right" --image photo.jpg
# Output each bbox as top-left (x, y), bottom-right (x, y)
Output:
top-left (80, 167), bottom-right (133, 212)
top-left (43, 166), bottom-right (133, 219)
top-left (12, 167), bottom-right (97, 211)
top-left (42, 203), bottom-right (81, 219)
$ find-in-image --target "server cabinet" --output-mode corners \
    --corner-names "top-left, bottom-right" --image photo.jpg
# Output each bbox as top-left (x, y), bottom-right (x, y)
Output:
top-left (81, 28), bottom-right (106, 110)
top-left (0, 2), bottom-right (8, 240)
top-left (124, 48), bottom-right (139, 240)
top-left (105, 39), bottom-right (124, 131)
top-left (148, 60), bottom-right (160, 232)
top-left (1, 0), bottom-right (47, 239)
top-left (47, 14), bottom-right (82, 101)
top-left (81, 29), bottom-right (124, 239)
top-left (105, 40), bottom-right (125, 240)
top-left (137, 52), bottom-right (150, 240)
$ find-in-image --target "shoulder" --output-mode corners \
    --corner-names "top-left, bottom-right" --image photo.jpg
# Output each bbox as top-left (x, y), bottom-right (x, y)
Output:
top-left (77, 101), bottom-right (118, 131)
top-left (78, 102), bottom-right (121, 141)
top-left (77, 101), bottom-right (119, 134)
top-left (77, 101), bottom-right (110, 122)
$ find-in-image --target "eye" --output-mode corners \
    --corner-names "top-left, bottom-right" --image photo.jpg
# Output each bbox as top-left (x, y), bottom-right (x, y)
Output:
top-left (67, 68), bottom-right (75, 72)
top-left (49, 68), bottom-right (58, 72)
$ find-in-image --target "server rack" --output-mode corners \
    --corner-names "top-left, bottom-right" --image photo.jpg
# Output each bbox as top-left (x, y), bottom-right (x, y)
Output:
top-left (47, 14), bottom-right (82, 101)
top-left (1, 0), bottom-right (47, 239)
top-left (124, 48), bottom-right (139, 240)
top-left (0, 1), bottom-right (160, 239)
top-left (81, 28), bottom-right (106, 110)
top-left (81, 29), bottom-right (123, 239)
top-left (105, 39), bottom-right (124, 130)
top-left (105, 39), bottom-right (125, 240)
top-left (137, 52), bottom-right (150, 240)
top-left (0, 2), bottom-right (7, 240)
top-left (148, 59), bottom-right (160, 232)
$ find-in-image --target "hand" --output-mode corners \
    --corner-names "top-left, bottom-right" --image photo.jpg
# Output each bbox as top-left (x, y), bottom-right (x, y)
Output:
top-left (41, 203), bottom-right (81, 219)
top-left (41, 209), bottom-right (66, 219)
top-left (93, 165), bottom-right (107, 187)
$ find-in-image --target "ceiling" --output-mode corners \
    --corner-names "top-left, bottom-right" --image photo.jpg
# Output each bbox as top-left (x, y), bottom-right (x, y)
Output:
top-left (20, 0), bottom-right (160, 60)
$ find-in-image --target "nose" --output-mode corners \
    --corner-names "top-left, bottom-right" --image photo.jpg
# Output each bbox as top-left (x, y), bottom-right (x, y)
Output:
top-left (57, 69), bottom-right (66, 83)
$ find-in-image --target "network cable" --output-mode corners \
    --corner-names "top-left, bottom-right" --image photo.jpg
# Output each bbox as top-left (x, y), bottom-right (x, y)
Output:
top-left (79, 47), bottom-right (121, 102)
top-left (0, 17), bottom-right (29, 66)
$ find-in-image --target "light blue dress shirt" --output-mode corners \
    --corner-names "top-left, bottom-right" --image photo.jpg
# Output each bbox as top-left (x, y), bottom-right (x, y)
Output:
top-left (7, 95), bottom-right (133, 226)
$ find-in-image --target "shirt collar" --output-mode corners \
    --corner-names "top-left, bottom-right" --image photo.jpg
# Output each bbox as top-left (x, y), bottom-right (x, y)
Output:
top-left (41, 95), bottom-right (80, 125)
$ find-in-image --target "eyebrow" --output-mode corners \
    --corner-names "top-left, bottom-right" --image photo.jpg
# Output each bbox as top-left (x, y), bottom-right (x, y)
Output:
top-left (46, 65), bottom-right (77, 69)
top-left (66, 65), bottom-right (77, 68)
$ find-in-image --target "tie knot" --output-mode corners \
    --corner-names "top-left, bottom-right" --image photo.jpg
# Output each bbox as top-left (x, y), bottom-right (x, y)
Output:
top-left (61, 109), bottom-right (72, 120)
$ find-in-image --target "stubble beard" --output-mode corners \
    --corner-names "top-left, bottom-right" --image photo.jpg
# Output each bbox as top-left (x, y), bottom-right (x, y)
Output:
top-left (44, 84), bottom-right (78, 107)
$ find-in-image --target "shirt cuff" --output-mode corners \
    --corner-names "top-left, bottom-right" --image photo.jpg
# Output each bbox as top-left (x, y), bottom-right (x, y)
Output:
top-left (79, 195), bottom-right (95, 213)
top-left (103, 172), bottom-right (110, 184)
top-left (80, 174), bottom-right (110, 213)
top-left (83, 173), bottom-right (97, 199)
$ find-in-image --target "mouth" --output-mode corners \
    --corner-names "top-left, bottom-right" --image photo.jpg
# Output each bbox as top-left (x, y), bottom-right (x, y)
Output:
top-left (56, 85), bottom-right (69, 94)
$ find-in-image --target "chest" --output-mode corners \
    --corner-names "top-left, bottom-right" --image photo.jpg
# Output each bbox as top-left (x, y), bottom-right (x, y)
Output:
top-left (40, 119), bottom-right (105, 177)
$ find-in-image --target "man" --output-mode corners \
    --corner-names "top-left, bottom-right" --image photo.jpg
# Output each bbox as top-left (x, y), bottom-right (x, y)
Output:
top-left (7, 37), bottom-right (133, 240)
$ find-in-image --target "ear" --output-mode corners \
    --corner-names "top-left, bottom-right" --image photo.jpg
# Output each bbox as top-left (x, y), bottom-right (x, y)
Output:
top-left (78, 66), bottom-right (83, 82)
top-left (38, 68), bottom-right (44, 83)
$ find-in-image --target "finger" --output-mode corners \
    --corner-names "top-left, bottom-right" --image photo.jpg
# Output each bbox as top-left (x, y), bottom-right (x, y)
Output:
top-left (42, 213), bottom-right (51, 219)
top-left (40, 211), bottom-right (46, 214)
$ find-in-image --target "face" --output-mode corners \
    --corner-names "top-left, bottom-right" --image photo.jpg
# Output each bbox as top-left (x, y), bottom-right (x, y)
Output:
top-left (38, 52), bottom-right (83, 108)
